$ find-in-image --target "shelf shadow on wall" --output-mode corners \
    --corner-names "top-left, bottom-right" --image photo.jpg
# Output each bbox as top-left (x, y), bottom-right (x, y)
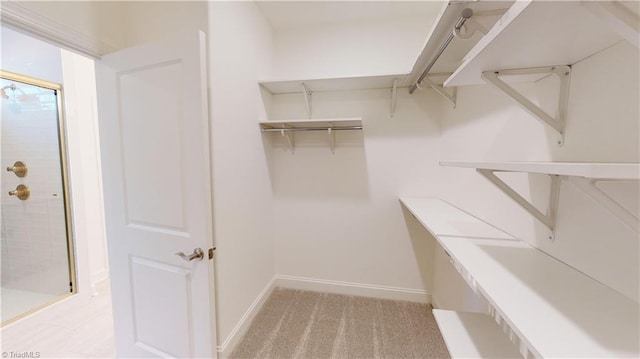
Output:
top-left (262, 129), bottom-right (371, 200)
top-left (400, 205), bottom-right (436, 300)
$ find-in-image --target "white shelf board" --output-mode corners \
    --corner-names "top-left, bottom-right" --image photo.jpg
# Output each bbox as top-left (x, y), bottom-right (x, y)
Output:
top-left (445, 0), bottom-right (624, 86)
top-left (404, 0), bottom-right (514, 87)
top-left (402, 198), bottom-right (639, 358)
top-left (437, 235), bottom-right (639, 358)
top-left (259, 118), bottom-right (362, 129)
top-left (400, 197), bottom-right (514, 239)
top-left (259, 74), bottom-right (407, 94)
top-left (440, 161), bottom-right (640, 180)
top-left (433, 310), bottom-right (522, 359)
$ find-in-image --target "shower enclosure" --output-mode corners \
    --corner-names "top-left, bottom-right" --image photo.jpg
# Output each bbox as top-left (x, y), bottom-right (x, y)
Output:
top-left (1, 70), bottom-right (75, 325)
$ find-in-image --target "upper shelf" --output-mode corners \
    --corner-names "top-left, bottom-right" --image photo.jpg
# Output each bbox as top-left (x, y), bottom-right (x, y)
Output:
top-left (404, 0), bottom-right (513, 87)
top-left (440, 161), bottom-right (640, 180)
top-left (445, 0), bottom-right (626, 86)
top-left (259, 74), bottom-right (407, 94)
top-left (401, 197), bottom-right (640, 358)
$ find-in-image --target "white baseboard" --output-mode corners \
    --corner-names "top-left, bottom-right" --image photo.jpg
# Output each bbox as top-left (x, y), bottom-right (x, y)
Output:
top-left (216, 277), bottom-right (276, 358)
top-left (274, 275), bottom-right (431, 304)
top-left (91, 269), bottom-right (109, 284)
top-left (90, 269), bottom-right (110, 297)
top-left (431, 294), bottom-right (442, 309)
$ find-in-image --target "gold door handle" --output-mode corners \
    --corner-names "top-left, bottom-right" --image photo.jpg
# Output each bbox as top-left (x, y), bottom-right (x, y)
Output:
top-left (175, 248), bottom-right (204, 262)
top-left (8, 184), bottom-right (30, 200)
top-left (6, 161), bottom-right (27, 177)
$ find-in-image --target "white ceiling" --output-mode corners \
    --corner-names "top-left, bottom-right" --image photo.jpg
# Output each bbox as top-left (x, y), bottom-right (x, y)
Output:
top-left (255, 1), bottom-right (445, 29)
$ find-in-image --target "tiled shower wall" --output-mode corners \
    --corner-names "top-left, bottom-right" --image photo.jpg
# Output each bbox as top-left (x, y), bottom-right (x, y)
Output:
top-left (1, 89), bottom-right (71, 296)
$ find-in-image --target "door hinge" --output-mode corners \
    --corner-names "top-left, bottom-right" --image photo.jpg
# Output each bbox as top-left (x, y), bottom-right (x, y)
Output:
top-left (208, 247), bottom-right (216, 260)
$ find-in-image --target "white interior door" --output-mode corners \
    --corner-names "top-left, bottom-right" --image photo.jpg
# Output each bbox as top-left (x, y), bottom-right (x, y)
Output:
top-left (95, 30), bottom-right (217, 358)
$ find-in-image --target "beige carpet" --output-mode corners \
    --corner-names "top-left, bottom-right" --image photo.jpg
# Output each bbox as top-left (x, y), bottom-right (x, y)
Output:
top-left (230, 288), bottom-right (450, 359)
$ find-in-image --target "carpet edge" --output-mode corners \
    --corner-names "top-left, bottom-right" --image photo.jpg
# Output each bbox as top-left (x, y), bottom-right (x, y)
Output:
top-left (275, 275), bottom-right (432, 304)
top-left (217, 277), bottom-right (277, 358)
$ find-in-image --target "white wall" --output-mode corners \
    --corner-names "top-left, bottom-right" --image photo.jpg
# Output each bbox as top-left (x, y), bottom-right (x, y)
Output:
top-left (119, 1), bottom-right (208, 49)
top-left (263, 7), bottom-right (446, 303)
top-left (272, 16), bottom-right (432, 79)
top-left (207, 2), bottom-right (276, 356)
top-left (0, 27), bottom-right (63, 83)
top-left (269, 88), bottom-right (443, 301)
top-left (435, 40), bottom-right (640, 306)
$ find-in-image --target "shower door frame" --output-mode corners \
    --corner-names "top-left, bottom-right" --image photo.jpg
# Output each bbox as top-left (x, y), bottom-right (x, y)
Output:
top-left (0, 69), bottom-right (77, 326)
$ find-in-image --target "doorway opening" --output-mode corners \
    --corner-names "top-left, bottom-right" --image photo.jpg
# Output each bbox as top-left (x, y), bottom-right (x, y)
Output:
top-left (1, 24), bottom-right (112, 341)
top-left (1, 70), bottom-right (76, 325)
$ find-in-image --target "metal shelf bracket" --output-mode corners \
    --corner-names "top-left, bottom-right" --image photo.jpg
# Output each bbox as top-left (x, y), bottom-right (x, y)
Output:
top-left (481, 66), bottom-right (571, 145)
top-left (477, 169), bottom-right (561, 240)
top-left (280, 125), bottom-right (295, 154)
top-left (390, 78), bottom-right (398, 118)
top-left (453, 17), bottom-right (489, 39)
top-left (301, 83), bottom-right (312, 118)
top-left (328, 124), bottom-right (336, 154)
top-left (419, 76), bottom-right (457, 108)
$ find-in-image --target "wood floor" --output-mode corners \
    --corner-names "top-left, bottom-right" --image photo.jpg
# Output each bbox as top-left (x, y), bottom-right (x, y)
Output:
top-left (1, 280), bottom-right (115, 358)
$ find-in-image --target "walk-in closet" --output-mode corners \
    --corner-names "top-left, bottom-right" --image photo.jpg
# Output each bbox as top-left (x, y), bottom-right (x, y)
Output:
top-left (1, 1), bottom-right (638, 358)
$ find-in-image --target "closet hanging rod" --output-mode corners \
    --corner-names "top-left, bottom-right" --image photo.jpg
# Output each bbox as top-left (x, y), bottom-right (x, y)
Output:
top-left (262, 126), bottom-right (362, 132)
top-left (409, 8), bottom-right (473, 94)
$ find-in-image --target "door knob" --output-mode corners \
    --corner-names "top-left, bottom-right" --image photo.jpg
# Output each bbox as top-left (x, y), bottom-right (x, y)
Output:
top-left (175, 248), bottom-right (204, 262)
top-left (6, 161), bottom-right (27, 177)
top-left (8, 184), bottom-right (30, 200)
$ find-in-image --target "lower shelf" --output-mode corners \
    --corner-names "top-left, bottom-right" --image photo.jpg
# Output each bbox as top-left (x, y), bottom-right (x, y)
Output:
top-left (402, 197), bottom-right (639, 358)
top-left (433, 310), bottom-right (522, 359)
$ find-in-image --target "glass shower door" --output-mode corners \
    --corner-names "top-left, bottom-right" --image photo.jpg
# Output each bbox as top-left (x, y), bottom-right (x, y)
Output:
top-left (1, 71), bottom-right (75, 325)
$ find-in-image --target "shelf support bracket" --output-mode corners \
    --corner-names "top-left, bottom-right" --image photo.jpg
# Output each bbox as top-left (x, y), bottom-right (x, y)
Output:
top-left (477, 169), bottom-right (561, 239)
top-left (567, 177), bottom-right (639, 233)
top-left (453, 17), bottom-right (488, 39)
top-left (301, 83), bottom-right (312, 118)
top-left (481, 66), bottom-right (571, 145)
top-left (422, 77), bottom-right (457, 108)
top-left (280, 126), bottom-right (295, 154)
top-left (390, 78), bottom-right (398, 118)
top-left (328, 124), bottom-right (336, 154)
